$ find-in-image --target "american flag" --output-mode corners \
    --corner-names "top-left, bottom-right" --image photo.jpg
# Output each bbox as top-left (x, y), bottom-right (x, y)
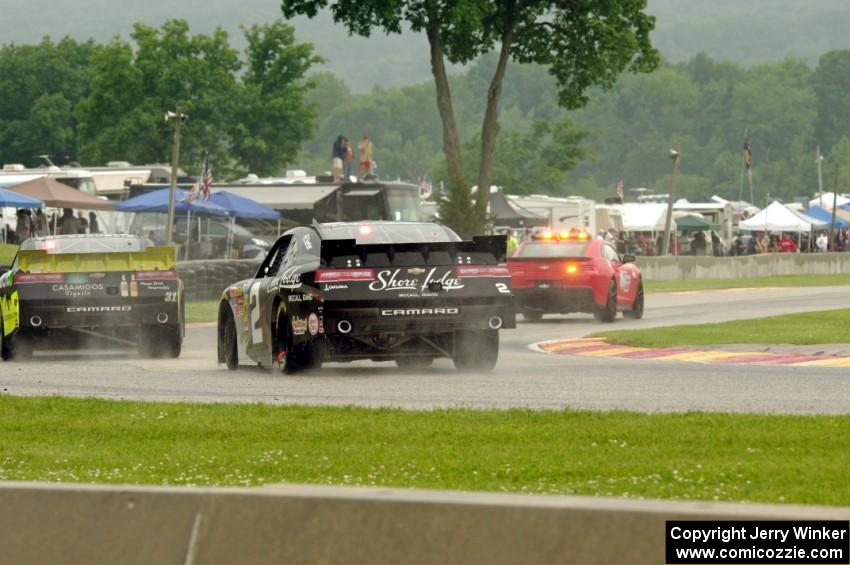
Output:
top-left (201, 153), bottom-right (212, 200)
top-left (616, 179), bottom-right (624, 200)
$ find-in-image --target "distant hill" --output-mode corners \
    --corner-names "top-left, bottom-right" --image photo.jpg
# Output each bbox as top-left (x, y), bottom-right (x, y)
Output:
top-left (2, 0), bottom-right (849, 91)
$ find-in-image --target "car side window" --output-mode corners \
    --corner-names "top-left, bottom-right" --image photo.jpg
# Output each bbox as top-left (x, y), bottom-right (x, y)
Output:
top-left (602, 244), bottom-right (620, 262)
top-left (257, 235), bottom-right (293, 278)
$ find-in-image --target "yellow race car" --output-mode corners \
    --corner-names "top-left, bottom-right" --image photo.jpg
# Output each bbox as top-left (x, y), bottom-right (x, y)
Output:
top-left (0, 235), bottom-right (184, 360)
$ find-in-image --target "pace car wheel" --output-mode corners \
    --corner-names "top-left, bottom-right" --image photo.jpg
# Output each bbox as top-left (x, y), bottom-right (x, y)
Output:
top-left (219, 305), bottom-right (239, 370)
top-left (452, 330), bottom-right (499, 372)
top-left (623, 280), bottom-right (645, 320)
top-left (594, 280), bottom-right (618, 323)
top-left (522, 310), bottom-right (544, 322)
top-left (395, 356), bottom-right (435, 369)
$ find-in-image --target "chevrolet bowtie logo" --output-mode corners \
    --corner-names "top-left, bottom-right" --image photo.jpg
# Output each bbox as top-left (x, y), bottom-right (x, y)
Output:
top-left (407, 267), bottom-right (426, 275)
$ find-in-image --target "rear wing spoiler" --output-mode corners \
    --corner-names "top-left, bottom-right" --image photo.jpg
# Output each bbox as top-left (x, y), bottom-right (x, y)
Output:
top-left (320, 235), bottom-right (507, 267)
top-left (18, 245), bottom-right (176, 273)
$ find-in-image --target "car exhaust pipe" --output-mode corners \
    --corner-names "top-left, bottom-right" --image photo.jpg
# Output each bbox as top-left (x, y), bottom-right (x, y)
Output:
top-left (156, 312), bottom-right (169, 324)
top-left (488, 316), bottom-right (503, 330)
top-left (337, 320), bottom-right (352, 334)
top-left (29, 315), bottom-right (42, 327)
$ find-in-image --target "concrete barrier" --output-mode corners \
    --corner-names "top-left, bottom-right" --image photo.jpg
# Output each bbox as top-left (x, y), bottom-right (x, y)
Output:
top-left (636, 253), bottom-right (850, 281)
top-left (175, 254), bottom-right (850, 301)
top-left (1, 482), bottom-right (847, 565)
top-left (176, 259), bottom-right (259, 302)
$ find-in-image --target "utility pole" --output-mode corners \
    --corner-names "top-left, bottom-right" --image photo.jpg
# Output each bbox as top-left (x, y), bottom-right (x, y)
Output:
top-left (816, 145), bottom-right (824, 208)
top-left (165, 109), bottom-right (188, 246)
top-left (738, 128), bottom-right (747, 202)
top-left (661, 148), bottom-right (680, 257)
top-left (830, 162), bottom-right (839, 251)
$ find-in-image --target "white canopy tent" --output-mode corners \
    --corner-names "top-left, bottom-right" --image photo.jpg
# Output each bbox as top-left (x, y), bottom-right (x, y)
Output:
top-left (809, 192), bottom-right (850, 209)
top-left (620, 203), bottom-right (675, 232)
top-left (739, 201), bottom-right (827, 232)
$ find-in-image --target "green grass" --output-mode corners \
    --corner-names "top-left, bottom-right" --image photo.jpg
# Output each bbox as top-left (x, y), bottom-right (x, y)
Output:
top-left (645, 274), bottom-right (850, 293)
top-left (186, 300), bottom-right (220, 324)
top-left (1, 396), bottom-right (850, 506)
top-left (595, 309), bottom-right (850, 348)
top-left (0, 243), bottom-right (17, 266)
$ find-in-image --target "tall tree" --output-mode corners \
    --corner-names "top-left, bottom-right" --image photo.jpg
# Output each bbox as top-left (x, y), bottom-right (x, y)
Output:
top-left (76, 19), bottom-right (318, 176)
top-left (0, 37), bottom-right (99, 166)
top-left (281, 0), bottom-right (658, 237)
top-left (812, 50), bottom-right (850, 154)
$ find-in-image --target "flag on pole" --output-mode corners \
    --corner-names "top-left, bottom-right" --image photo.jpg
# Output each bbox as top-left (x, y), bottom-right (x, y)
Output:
top-left (201, 152), bottom-right (212, 201)
top-left (744, 137), bottom-right (753, 185)
top-left (616, 179), bottom-right (624, 200)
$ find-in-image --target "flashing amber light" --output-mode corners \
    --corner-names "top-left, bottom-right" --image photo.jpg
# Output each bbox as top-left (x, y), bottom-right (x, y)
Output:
top-left (566, 264), bottom-right (578, 274)
top-left (577, 231), bottom-right (589, 240)
top-left (44, 239), bottom-right (58, 251)
top-left (540, 231), bottom-right (553, 240)
top-left (558, 231), bottom-right (570, 240)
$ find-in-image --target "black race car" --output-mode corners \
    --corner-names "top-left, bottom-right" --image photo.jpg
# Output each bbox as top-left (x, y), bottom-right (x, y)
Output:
top-left (0, 235), bottom-right (184, 359)
top-left (217, 221), bottom-right (515, 372)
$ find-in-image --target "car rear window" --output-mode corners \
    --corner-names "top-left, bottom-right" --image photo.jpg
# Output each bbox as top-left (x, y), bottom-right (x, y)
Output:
top-left (20, 236), bottom-right (146, 254)
top-left (319, 223), bottom-right (461, 244)
top-left (516, 242), bottom-right (590, 258)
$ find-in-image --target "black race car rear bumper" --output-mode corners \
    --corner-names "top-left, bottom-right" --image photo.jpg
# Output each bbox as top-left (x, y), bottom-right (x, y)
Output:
top-left (513, 287), bottom-right (600, 314)
top-left (19, 301), bottom-right (181, 330)
top-left (322, 301), bottom-right (516, 336)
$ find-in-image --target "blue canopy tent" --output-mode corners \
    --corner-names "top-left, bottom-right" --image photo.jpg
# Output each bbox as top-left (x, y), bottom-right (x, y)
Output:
top-left (0, 188), bottom-right (43, 209)
top-left (209, 191), bottom-right (280, 220)
top-left (0, 188), bottom-right (43, 243)
top-left (208, 191), bottom-right (282, 257)
top-left (115, 188), bottom-right (230, 217)
top-left (116, 188), bottom-right (231, 259)
top-left (805, 205), bottom-right (849, 229)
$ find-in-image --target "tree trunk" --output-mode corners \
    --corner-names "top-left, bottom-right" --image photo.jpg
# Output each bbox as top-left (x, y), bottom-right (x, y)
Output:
top-left (426, 22), bottom-right (466, 199)
top-left (476, 27), bottom-right (515, 220)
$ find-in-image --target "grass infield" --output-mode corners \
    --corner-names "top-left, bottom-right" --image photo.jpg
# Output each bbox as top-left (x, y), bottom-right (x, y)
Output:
top-left (1, 396), bottom-right (849, 506)
top-left (644, 273), bottom-right (850, 293)
top-left (186, 300), bottom-right (220, 324)
top-left (595, 308), bottom-right (850, 348)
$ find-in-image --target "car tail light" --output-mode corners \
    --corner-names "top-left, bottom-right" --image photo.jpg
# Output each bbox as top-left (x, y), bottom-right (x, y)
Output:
top-left (565, 261), bottom-right (596, 274)
top-left (455, 265), bottom-right (510, 278)
top-left (14, 273), bottom-right (64, 284)
top-left (315, 268), bottom-right (375, 282)
top-left (135, 269), bottom-right (179, 280)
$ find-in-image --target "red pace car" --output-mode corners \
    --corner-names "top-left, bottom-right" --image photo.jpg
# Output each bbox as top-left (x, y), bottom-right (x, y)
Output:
top-left (507, 230), bottom-right (644, 322)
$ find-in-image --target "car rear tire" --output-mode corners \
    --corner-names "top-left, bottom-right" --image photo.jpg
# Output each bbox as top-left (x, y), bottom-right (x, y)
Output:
top-left (594, 280), bottom-right (618, 323)
top-left (623, 280), bottom-right (645, 319)
top-left (139, 325), bottom-right (182, 358)
top-left (0, 318), bottom-right (14, 361)
top-left (219, 305), bottom-right (239, 370)
top-left (395, 356), bottom-right (435, 369)
top-left (522, 310), bottom-right (544, 322)
top-left (452, 330), bottom-right (499, 372)
top-left (275, 305), bottom-right (323, 374)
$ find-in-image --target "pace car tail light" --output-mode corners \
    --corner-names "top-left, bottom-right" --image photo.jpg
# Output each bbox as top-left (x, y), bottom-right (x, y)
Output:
top-left (135, 269), bottom-right (179, 280)
top-left (315, 268), bottom-right (375, 283)
top-left (565, 261), bottom-right (596, 274)
top-left (13, 273), bottom-right (64, 284)
top-left (455, 265), bottom-right (510, 278)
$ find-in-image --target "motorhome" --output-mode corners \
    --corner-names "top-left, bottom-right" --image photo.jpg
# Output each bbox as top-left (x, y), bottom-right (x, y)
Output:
top-left (0, 164), bottom-right (98, 195)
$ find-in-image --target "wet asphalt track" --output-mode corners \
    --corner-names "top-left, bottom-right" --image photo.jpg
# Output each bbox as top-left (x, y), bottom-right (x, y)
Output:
top-left (1, 285), bottom-right (848, 414)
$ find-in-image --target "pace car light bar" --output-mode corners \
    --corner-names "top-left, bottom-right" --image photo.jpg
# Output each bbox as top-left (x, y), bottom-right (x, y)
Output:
top-left (531, 228), bottom-right (590, 241)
